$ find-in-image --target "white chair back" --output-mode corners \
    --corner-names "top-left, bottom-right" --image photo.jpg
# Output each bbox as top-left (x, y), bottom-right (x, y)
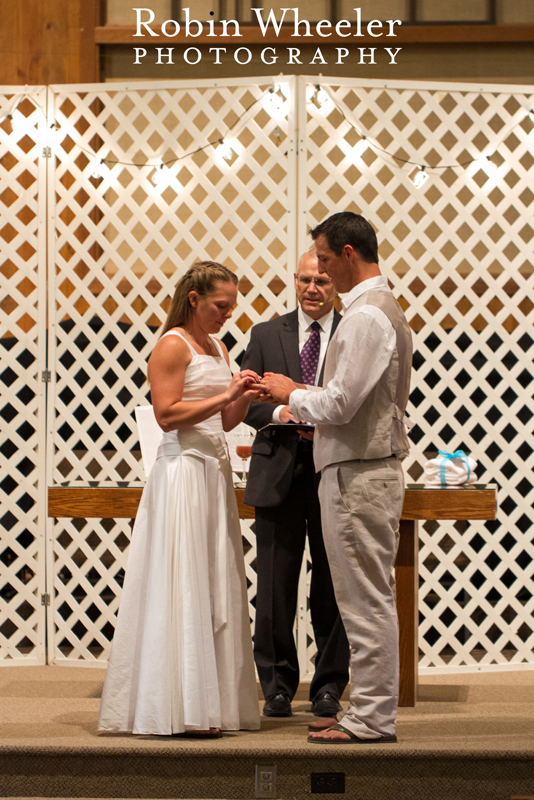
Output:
top-left (135, 405), bottom-right (163, 479)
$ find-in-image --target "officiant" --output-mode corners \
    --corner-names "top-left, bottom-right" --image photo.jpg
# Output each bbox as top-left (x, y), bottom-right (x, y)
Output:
top-left (241, 249), bottom-right (349, 719)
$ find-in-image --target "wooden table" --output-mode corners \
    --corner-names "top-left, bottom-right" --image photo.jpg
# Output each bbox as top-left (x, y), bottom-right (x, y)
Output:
top-left (48, 483), bottom-right (497, 707)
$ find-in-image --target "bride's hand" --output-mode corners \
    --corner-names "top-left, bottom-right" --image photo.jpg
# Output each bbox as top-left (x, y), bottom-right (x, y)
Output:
top-left (225, 369), bottom-right (262, 402)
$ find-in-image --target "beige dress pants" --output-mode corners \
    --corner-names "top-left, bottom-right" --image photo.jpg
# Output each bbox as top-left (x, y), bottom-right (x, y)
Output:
top-left (318, 457), bottom-right (405, 739)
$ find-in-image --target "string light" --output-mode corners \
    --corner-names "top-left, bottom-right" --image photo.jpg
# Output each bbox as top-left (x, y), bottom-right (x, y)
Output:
top-left (483, 154), bottom-right (498, 176)
top-left (1, 95), bottom-right (44, 141)
top-left (10, 109), bottom-right (27, 137)
top-left (1, 86), bottom-right (531, 191)
top-left (92, 159), bottom-right (105, 179)
top-left (310, 85), bottom-right (534, 186)
top-left (151, 165), bottom-right (171, 186)
top-left (271, 85), bottom-right (283, 109)
top-left (315, 85), bottom-right (330, 108)
top-left (263, 85), bottom-right (284, 117)
top-left (412, 166), bottom-right (430, 189)
top-left (48, 122), bottom-right (61, 144)
top-left (73, 88), bottom-right (269, 182)
top-left (352, 135), bottom-right (368, 159)
top-left (0, 87), bottom-right (275, 189)
top-left (216, 138), bottom-right (233, 161)
top-left (311, 84), bottom-right (334, 114)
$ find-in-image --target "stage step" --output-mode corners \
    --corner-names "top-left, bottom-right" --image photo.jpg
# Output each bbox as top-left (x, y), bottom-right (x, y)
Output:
top-left (1, 667), bottom-right (533, 800)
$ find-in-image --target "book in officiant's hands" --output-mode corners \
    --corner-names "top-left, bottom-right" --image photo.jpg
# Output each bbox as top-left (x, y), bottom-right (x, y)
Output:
top-left (259, 421), bottom-right (315, 432)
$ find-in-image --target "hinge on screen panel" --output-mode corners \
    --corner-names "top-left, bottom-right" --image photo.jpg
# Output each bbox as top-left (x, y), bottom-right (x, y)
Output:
top-left (41, 593), bottom-right (50, 606)
top-left (41, 370), bottom-right (51, 382)
top-left (42, 146), bottom-right (52, 158)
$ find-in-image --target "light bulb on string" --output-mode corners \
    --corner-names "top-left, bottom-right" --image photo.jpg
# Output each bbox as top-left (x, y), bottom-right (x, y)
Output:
top-left (315, 85), bottom-right (330, 108)
top-left (483, 154), bottom-right (498, 177)
top-left (40, 121), bottom-right (62, 152)
top-left (269, 86), bottom-right (284, 111)
top-left (305, 84), bottom-right (316, 103)
top-left (263, 85), bottom-right (285, 118)
top-left (0, 98), bottom-right (17, 135)
top-left (151, 165), bottom-right (172, 188)
top-left (278, 82), bottom-right (290, 100)
top-left (92, 159), bottom-right (105, 179)
top-left (412, 166), bottom-right (429, 189)
top-left (10, 109), bottom-right (27, 137)
top-left (312, 85), bottom-right (334, 114)
top-left (352, 135), bottom-right (368, 159)
top-left (269, 86), bottom-right (283, 110)
top-left (216, 138), bottom-right (233, 162)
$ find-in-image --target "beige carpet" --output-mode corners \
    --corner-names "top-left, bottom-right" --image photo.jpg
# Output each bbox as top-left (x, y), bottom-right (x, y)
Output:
top-left (0, 666), bottom-right (533, 752)
top-left (0, 667), bottom-right (533, 799)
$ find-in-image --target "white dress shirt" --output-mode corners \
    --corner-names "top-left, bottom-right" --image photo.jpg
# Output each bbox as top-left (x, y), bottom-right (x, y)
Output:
top-left (271, 306), bottom-right (335, 423)
top-left (289, 276), bottom-right (396, 426)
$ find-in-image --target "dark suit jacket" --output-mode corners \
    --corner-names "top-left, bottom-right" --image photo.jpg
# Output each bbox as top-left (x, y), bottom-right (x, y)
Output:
top-left (241, 308), bottom-right (341, 508)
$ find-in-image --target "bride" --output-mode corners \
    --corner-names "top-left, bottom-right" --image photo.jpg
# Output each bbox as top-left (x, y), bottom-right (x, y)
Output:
top-left (98, 261), bottom-right (262, 737)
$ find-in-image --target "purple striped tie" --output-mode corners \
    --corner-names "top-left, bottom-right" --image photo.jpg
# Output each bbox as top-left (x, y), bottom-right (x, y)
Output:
top-left (300, 321), bottom-right (321, 385)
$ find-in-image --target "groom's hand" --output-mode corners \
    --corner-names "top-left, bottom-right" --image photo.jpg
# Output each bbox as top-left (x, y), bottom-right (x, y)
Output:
top-left (279, 405), bottom-right (297, 423)
top-left (260, 373), bottom-right (297, 404)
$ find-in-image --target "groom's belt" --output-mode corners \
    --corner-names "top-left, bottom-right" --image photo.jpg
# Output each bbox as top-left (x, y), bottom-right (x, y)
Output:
top-left (345, 454), bottom-right (398, 463)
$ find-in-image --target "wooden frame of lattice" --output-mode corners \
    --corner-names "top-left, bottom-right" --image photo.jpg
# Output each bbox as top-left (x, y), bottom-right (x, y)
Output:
top-left (0, 86), bottom-right (48, 665)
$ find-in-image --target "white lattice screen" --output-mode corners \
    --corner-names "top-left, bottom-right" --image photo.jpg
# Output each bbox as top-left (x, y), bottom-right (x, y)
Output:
top-left (0, 87), bottom-right (48, 663)
top-left (0, 76), bottom-right (532, 674)
top-left (46, 77), bottom-right (296, 662)
top-left (299, 76), bottom-right (534, 673)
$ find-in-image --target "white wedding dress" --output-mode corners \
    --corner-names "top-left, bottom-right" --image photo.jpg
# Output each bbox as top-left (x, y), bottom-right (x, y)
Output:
top-left (98, 331), bottom-right (260, 735)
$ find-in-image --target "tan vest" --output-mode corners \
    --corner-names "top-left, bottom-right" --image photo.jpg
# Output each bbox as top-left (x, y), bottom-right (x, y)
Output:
top-left (314, 288), bottom-right (412, 472)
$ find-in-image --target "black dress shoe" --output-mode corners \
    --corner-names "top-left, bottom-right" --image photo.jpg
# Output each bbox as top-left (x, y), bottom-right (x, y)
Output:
top-left (311, 692), bottom-right (342, 717)
top-left (262, 693), bottom-right (292, 717)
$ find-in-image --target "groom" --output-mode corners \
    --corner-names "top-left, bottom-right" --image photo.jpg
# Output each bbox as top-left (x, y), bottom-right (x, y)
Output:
top-left (261, 212), bottom-right (412, 743)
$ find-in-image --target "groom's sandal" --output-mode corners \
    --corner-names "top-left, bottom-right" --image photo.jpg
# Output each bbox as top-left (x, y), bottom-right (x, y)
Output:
top-left (307, 723), bottom-right (397, 744)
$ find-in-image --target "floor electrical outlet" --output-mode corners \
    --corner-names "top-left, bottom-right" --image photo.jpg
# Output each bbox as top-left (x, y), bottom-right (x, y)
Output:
top-left (255, 765), bottom-right (277, 798)
top-left (311, 772), bottom-right (346, 793)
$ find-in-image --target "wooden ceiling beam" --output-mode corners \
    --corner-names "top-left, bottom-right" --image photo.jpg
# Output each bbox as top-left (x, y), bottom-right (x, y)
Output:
top-left (95, 24), bottom-right (534, 46)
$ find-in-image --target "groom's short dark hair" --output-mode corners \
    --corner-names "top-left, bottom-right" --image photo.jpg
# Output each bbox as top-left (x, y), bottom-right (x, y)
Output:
top-left (310, 212), bottom-right (378, 264)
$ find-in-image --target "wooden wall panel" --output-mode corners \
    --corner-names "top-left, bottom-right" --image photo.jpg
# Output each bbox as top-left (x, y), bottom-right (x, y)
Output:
top-left (0, 0), bottom-right (99, 85)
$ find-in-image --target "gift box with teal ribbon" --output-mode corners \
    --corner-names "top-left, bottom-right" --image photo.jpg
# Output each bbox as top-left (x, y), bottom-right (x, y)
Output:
top-left (423, 449), bottom-right (477, 487)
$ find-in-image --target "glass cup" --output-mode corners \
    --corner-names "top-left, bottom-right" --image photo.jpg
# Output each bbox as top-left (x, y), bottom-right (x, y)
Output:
top-left (235, 433), bottom-right (253, 488)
